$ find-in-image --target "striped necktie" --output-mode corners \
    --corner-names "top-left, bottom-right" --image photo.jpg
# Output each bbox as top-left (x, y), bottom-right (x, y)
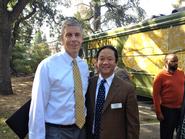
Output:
top-left (72, 59), bottom-right (85, 129)
top-left (94, 79), bottom-right (106, 139)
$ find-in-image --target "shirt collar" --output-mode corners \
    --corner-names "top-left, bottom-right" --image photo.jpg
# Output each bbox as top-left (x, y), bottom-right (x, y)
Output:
top-left (63, 51), bottom-right (81, 65)
top-left (97, 73), bottom-right (115, 86)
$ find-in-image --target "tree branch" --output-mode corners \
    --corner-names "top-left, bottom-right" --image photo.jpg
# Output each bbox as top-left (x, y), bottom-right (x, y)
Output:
top-left (19, 5), bottom-right (36, 22)
top-left (3, 0), bottom-right (10, 6)
top-left (83, 15), bottom-right (94, 21)
top-left (12, 6), bottom-right (36, 47)
top-left (9, 0), bottom-right (31, 23)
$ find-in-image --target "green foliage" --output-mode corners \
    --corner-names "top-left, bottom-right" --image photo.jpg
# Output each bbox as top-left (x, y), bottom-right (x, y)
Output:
top-left (18, 21), bottom-right (33, 45)
top-left (11, 0), bottom-right (71, 50)
top-left (11, 40), bottom-right (51, 75)
top-left (0, 112), bottom-right (19, 139)
top-left (33, 30), bottom-right (43, 44)
top-left (7, 0), bottom-right (18, 11)
top-left (29, 42), bottom-right (51, 72)
top-left (11, 44), bottom-right (32, 74)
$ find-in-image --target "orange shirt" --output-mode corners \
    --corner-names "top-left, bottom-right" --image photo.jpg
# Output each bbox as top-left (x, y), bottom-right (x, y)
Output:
top-left (152, 69), bottom-right (185, 115)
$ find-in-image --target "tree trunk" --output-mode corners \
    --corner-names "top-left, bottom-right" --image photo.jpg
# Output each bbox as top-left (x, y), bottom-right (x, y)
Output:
top-left (0, 10), bottom-right (13, 95)
top-left (93, 2), bottom-right (101, 31)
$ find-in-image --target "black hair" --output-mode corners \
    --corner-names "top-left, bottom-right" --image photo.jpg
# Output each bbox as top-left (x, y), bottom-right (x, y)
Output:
top-left (96, 45), bottom-right (118, 63)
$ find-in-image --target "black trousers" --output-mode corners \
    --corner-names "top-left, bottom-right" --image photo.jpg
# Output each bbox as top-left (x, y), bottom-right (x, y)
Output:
top-left (160, 105), bottom-right (181, 139)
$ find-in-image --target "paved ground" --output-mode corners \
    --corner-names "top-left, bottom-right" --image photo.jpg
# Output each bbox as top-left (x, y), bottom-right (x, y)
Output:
top-left (139, 101), bottom-right (159, 139)
top-left (139, 101), bottom-right (176, 139)
top-left (140, 123), bottom-right (160, 139)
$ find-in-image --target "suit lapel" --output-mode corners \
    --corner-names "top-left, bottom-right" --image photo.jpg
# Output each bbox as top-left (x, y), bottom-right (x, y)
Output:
top-left (102, 76), bottom-right (120, 113)
top-left (89, 77), bottom-right (98, 114)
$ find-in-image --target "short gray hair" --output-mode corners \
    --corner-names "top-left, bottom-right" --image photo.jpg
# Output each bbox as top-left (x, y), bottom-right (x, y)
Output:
top-left (61, 18), bottom-right (83, 38)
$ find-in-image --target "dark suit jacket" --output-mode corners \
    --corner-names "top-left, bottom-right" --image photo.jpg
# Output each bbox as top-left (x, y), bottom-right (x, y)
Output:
top-left (86, 75), bottom-right (140, 139)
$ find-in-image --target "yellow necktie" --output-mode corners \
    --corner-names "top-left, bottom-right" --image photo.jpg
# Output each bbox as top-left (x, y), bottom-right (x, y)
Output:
top-left (72, 59), bottom-right (85, 128)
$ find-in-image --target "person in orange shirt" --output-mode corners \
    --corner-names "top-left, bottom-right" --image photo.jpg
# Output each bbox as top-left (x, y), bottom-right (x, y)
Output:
top-left (153, 53), bottom-right (185, 139)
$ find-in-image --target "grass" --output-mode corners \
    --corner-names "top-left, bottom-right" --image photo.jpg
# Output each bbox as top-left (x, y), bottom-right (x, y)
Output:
top-left (0, 115), bottom-right (17, 139)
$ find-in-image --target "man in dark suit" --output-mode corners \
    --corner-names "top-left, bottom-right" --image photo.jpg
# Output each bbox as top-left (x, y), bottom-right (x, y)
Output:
top-left (86, 45), bottom-right (140, 139)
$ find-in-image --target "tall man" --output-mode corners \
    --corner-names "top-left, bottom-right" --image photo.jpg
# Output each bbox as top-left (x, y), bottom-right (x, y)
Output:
top-left (28, 18), bottom-right (89, 139)
top-left (153, 53), bottom-right (185, 139)
top-left (86, 45), bottom-right (140, 139)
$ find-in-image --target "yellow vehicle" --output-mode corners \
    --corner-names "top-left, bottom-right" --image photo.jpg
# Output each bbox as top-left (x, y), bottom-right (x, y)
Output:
top-left (82, 11), bottom-right (185, 98)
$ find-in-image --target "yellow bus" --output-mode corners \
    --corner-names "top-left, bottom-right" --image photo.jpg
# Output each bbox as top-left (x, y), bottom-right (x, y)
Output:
top-left (82, 11), bottom-right (185, 98)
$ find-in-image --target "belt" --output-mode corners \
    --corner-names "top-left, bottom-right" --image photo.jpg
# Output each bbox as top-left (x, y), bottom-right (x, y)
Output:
top-left (45, 122), bottom-right (76, 128)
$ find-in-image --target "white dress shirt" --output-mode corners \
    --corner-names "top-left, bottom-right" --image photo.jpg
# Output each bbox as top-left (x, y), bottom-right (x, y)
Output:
top-left (95, 74), bottom-right (114, 100)
top-left (28, 51), bottom-right (89, 139)
top-left (92, 73), bottom-right (115, 133)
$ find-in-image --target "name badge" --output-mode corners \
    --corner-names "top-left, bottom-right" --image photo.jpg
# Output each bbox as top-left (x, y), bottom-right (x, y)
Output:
top-left (111, 103), bottom-right (122, 109)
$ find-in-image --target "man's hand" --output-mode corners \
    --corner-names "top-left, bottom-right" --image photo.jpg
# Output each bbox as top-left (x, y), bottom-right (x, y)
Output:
top-left (157, 113), bottom-right (164, 121)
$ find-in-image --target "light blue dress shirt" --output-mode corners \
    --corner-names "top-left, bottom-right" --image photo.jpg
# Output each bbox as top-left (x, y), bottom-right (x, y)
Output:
top-left (29, 51), bottom-right (89, 139)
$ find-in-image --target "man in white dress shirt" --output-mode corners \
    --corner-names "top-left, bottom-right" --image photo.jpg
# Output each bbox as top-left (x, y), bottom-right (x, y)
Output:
top-left (28, 18), bottom-right (89, 139)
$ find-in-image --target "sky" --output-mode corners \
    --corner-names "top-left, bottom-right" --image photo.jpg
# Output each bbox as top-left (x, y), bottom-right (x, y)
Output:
top-left (62, 0), bottom-right (180, 17)
top-left (44, 0), bottom-right (183, 42)
top-left (139, 0), bottom-right (180, 18)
